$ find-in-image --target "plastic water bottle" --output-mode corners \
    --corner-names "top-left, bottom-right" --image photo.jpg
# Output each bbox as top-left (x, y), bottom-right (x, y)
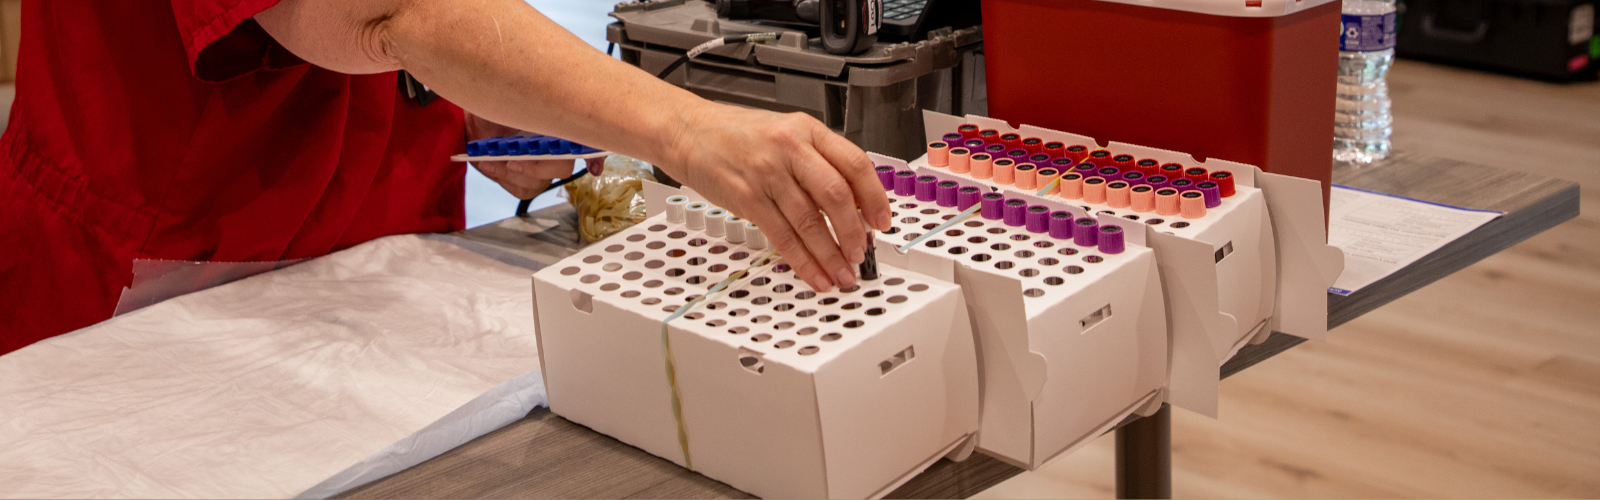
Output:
top-left (1334, 0), bottom-right (1398, 163)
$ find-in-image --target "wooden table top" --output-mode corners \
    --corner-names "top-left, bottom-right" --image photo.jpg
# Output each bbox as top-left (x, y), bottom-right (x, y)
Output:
top-left (336, 152), bottom-right (1579, 499)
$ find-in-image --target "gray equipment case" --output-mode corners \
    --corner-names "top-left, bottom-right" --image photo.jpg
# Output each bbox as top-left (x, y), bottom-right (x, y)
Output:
top-left (608, 0), bottom-right (985, 160)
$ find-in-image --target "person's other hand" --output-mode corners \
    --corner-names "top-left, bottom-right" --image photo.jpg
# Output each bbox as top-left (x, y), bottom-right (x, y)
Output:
top-left (465, 111), bottom-right (586, 200)
top-left (664, 104), bottom-right (892, 292)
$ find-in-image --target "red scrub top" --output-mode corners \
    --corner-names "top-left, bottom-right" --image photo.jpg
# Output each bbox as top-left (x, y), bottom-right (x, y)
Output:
top-left (0, 0), bottom-right (469, 355)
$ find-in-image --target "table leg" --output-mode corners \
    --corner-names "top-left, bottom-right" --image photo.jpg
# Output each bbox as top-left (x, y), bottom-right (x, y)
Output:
top-left (1115, 403), bottom-right (1171, 499)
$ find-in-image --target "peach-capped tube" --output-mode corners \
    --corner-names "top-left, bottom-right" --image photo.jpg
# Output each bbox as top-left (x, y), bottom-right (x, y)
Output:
top-left (970, 153), bottom-right (995, 179)
top-left (1059, 173), bottom-right (1085, 200)
top-left (1083, 176), bottom-right (1108, 204)
top-left (1179, 190), bottom-right (1207, 219)
top-left (993, 158), bottom-right (1017, 185)
top-left (1130, 185), bottom-right (1156, 212)
top-left (1155, 188), bottom-right (1181, 216)
top-left (1014, 163), bottom-right (1038, 191)
top-left (928, 142), bottom-right (950, 167)
top-left (1037, 168), bottom-right (1062, 195)
top-left (949, 148), bottom-right (972, 173)
top-left (1106, 181), bottom-right (1132, 208)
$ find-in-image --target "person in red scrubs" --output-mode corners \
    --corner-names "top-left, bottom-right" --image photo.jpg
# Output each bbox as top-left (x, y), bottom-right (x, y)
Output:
top-left (0, 0), bottom-right (893, 355)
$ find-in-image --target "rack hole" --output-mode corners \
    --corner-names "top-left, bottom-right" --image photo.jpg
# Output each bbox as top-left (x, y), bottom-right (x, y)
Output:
top-left (822, 333), bottom-right (843, 341)
top-left (1023, 289), bottom-right (1046, 298)
top-left (798, 327), bottom-right (819, 336)
top-left (799, 346), bottom-right (820, 356)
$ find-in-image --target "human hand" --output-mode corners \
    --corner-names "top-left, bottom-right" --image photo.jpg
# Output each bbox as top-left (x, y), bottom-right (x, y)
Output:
top-left (465, 111), bottom-right (594, 199)
top-left (663, 104), bottom-right (892, 292)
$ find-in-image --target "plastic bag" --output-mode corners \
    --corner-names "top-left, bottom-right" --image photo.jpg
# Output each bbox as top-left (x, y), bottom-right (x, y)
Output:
top-left (565, 155), bottom-right (653, 242)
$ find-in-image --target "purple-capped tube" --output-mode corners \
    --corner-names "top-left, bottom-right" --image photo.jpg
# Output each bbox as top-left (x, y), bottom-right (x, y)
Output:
top-left (980, 192), bottom-right (1006, 220)
top-left (876, 166), bottom-right (896, 190)
top-left (1029, 153), bottom-right (1052, 166)
top-left (915, 175), bottom-right (939, 202)
top-left (1008, 149), bottom-right (1030, 163)
top-left (1003, 199), bottom-right (1029, 227)
top-left (1169, 178), bottom-right (1195, 191)
top-left (893, 170), bottom-right (917, 197)
top-left (1098, 225), bottom-right (1126, 254)
top-left (957, 186), bottom-right (982, 210)
top-left (985, 144), bottom-right (1008, 156)
top-left (1197, 181), bottom-right (1222, 208)
top-left (943, 133), bottom-right (965, 149)
top-left (1052, 157), bottom-right (1074, 172)
top-left (1121, 171), bottom-right (1145, 184)
top-left (1049, 211), bottom-right (1075, 239)
top-left (936, 180), bottom-right (960, 207)
top-left (1074, 162), bottom-right (1099, 175)
top-left (964, 139), bottom-right (987, 150)
top-left (1073, 218), bottom-right (1100, 247)
top-left (1098, 166), bottom-right (1121, 178)
top-left (1145, 175), bottom-right (1170, 190)
top-left (1025, 205), bottom-right (1051, 233)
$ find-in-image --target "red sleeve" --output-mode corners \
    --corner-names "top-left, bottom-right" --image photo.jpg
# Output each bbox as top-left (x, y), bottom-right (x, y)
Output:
top-left (171, 0), bottom-right (307, 82)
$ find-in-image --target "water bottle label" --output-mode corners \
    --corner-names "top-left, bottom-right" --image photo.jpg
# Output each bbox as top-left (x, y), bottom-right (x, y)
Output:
top-left (1341, 13), bottom-right (1397, 52)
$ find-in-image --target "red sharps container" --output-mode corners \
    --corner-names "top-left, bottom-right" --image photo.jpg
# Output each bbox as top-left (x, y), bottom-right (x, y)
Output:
top-left (982, 0), bottom-right (1340, 216)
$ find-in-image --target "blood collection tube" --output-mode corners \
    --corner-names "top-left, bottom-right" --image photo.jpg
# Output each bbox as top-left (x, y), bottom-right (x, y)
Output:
top-left (705, 208), bottom-right (728, 237)
top-left (981, 192), bottom-right (1006, 220)
top-left (1179, 191), bottom-right (1207, 219)
top-left (1210, 171), bottom-right (1237, 197)
top-left (970, 153), bottom-right (994, 179)
top-left (985, 144), bottom-right (1008, 157)
top-left (1037, 168), bottom-right (1062, 195)
top-left (1111, 154), bottom-right (1136, 171)
top-left (1003, 198), bottom-right (1029, 227)
top-left (1098, 166), bottom-right (1121, 179)
top-left (938, 133), bottom-right (960, 148)
top-left (1087, 150), bottom-right (1113, 167)
top-left (1022, 137), bottom-right (1044, 154)
top-left (1160, 163), bottom-right (1185, 178)
top-left (993, 158), bottom-right (1017, 185)
top-left (1064, 145), bottom-right (1091, 162)
top-left (949, 148), bottom-right (972, 174)
top-left (1169, 178), bottom-right (1195, 193)
top-left (1083, 176), bottom-right (1108, 204)
top-left (666, 195), bottom-right (689, 224)
top-left (1155, 188), bottom-right (1181, 216)
top-left (979, 129), bottom-right (1000, 142)
top-left (876, 165), bottom-right (896, 190)
top-left (893, 170), bottom-right (917, 197)
top-left (521, 137), bottom-right (545, 155)
top-left (915, 175), bottom-right (939, 202)
top-left (1043, 142), bottom-right (1066, 159)
top-left (1098, 225), bottom-right (1126, 254)
top-left (746, 221), bottom-right (769, 250)
top-left (1197, 181), bottom-right (1222, 208)
top-left (1007, 149), bottom-right (1030, 164)
top-left (1106, 181), bottom-right (1132, 208)
top-left (1049, 211), bottom-right (1075, 239)
top-left (726, 217), bottom-right (746, 243)
top-left (1131, 185), bottom-right (1156, 212)
top-left (1074, 163), bottom-right (1099, 176)
top-left (958, 123), bottom-right (981, 139)
top-left (505, 138), bottom-right (527, 155)
top-left (1059, 173), bottom-right (1085, 200)
top-left (1014, 163), bottom-right (1039, 191)
top-left (936, 180), bottom-right (960, 207)
top-left (1051, 157), bottom-right (1075, 173)
top-left (485, 138), bottom-right (505, 156)
top-left (1184, 167), bottom-right (1210, 183)
top-left (1073, 218), bottom-right (1100, 247)
top-left (1025, 205), bottom-right (1051, 233)
top-left (1029, 153), bottom-right (1052, 167)
top-left (1121, 171), bottom-right (1145, 185)
top-left (964, 139), bottom-right (987, 151)
top-left (1145, 174), bottom-right (1170, 191)
top-left (540, 137), bottom-right (563, 155)
top-left (465, 140), bottom-right (486, 156)
top-left (957, 186), bottom-right (982, 210)
top-left (1135, 158), bottom-right (1161, 176)
top-left (685, 202), bottom-right (709, 230)
top-left (928, 142), bottom-right (950, 167)
top-left (1000, 133), bottom-right (1023, 150)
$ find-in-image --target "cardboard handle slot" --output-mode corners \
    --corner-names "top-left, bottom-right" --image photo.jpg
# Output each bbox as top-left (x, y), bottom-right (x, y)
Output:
top-left (1080, 304), bottom-right (1112, 332)
top-left (738, 347), bottom-right (766, 375)
top-left (1214, 241), bottom-right (1235, 264)
top-left (570, 289), bottom-right (594, 314)
top-left (879, 346), bottom-right (916, 376)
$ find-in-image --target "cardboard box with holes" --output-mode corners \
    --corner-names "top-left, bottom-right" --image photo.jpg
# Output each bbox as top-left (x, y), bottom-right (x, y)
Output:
top-left (531, 186), bottom-right (982, 499)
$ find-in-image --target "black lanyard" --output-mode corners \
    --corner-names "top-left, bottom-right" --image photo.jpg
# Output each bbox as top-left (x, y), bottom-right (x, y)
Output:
top-left (398, 70), bottom-right (438, 106)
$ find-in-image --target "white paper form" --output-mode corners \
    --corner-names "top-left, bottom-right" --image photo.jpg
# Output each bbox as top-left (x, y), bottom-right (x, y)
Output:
top-left (1327, 185), bottom-right (1503, 296)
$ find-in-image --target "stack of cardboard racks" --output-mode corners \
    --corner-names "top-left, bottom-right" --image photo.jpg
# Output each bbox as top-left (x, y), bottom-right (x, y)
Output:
top-left (530, 111), bottom-right (1345, 499)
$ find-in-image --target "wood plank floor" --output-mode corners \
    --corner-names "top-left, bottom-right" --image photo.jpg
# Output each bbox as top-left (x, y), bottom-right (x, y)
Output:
top-left (974, 60), bottom-right (1600, 499)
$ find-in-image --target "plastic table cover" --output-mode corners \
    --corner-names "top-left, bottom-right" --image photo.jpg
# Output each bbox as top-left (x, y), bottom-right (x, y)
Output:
top-left (0, 234), bottom-right (546, 498)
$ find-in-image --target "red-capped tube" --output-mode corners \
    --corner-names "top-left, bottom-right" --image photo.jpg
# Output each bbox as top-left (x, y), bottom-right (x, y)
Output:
top-left (1110, 154), bottom-right (1136, 171)
top-left (1106, 181), bottom-right (1132, 208)
top-left (949, 148), bottom-right (972, 174)
top-left (1083, 176), bottom-right (1108, 204)
top-left (1043, 142), bottom-right (1066, 159)
top-left (970, 153), bottom-right (994, 179)
top-left (1130, 185), bottom-right (1156, 212)
top-left (993, 158), bottom-right (1017, 185)
top-left (1155, 188), bottom-right (1181, 215)
top-left (1179, 190), bottom-right (1207, 219)
top-left (1014, 164), bottom-right (1039, 191)
top-left (1184, 167), bottom-right (1210, 183)
top-left (1059, 173), bottom-right (1085, 200)
top-left (957, 123), bottom-right (981, 139)
top-left (1087, 149), bottom-right (1114, 167)
top-left (1022, 137), bottom-right (1044, 155)
top-left (979, 129), bottom-right (1000, 142)
top-left (1064, 145), bottom-right (1091, 162)
top-left (1000, 133), bottom-right (1023, 151)
top-left (1210, 171), bottom-right (1237, 197)
top-left (1135, 158), bottom-right (1161, 176)
top-left (928, 142), bottom-right (950, 167)
top-left (1159, 163), bottom-right (1186, 178)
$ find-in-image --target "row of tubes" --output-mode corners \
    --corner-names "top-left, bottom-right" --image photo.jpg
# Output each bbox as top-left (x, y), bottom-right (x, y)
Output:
top-left (663, 196), bottom-right (769, 250)
top-left (874, 168), bottom-right (1125, 255)
top-left (924, 125), bottom-right (1237, 219)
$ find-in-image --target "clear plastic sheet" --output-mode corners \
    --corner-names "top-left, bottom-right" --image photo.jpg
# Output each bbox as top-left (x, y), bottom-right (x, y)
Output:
top-left (565, 155), bottom-right (653, 242)
top-left (0, 235), bottom-right (545, 498)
